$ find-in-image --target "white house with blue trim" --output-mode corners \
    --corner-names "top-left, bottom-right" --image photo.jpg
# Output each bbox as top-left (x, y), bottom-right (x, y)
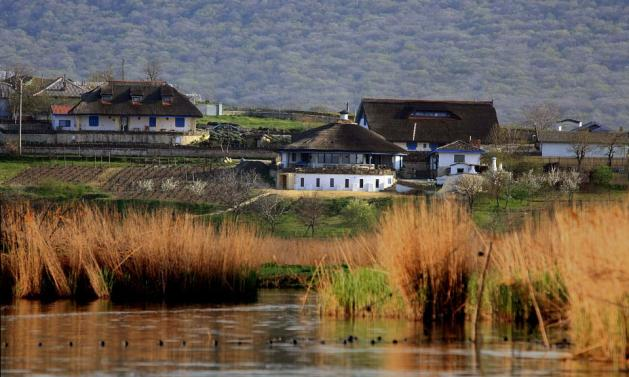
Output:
top-left (65, 80), bottom-right (202, 132)
top-left (429, 140), bottom-right (485, 185)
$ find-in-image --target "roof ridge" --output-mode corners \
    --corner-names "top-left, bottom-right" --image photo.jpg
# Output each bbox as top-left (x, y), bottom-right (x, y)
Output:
top-left (361, 98), bottom-right (494, 105)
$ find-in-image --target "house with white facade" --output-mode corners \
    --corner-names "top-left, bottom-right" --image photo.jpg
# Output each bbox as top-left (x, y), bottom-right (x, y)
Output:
top-left (538, 131), bottom-right (629, 159)
top-left (276, 113), bottom-right (406, 192)
top-left (65, 81), bottom-right (202, 132)
top-left (51, 104), bottom-right (77, 130)
top-left (355, 98), bottom-right (498, 178)
top-left (429, 140), bottom-right (485, 185)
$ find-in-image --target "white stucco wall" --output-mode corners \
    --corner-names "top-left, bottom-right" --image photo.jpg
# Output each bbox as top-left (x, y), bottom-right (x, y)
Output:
top-left (72, 115), bottom-right (195, 132)
top-left (293, 173), bottom-right (395, 192)
top-left (437, 152), bottom-right (481, 168)
top-left (51, 114), bottom-right (77, 130)
top-left (540, 142), bottom-right (628, 158)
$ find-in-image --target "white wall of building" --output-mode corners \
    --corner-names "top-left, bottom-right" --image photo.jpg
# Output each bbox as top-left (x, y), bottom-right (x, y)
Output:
top-left (540, 142), bottom-right (628, 158)
top-left (293, 173), bottom-right (395, 192)
top-left (436, 152), bottom-right (481, 167)
top-left (69, 115), bottom-right (195, 132)
top-left (394, 141), bottom-right (432, 152)
top-left (51, 114), bottom-right (77, 130)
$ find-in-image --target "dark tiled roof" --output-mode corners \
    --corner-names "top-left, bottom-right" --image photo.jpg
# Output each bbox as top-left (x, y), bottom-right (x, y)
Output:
top-left (357, 98), bottom-right (499, 143)
top-left (280, 120), bottom-right (406, 154)
top-left (434, 140), bottom-right (484, 153)
top-left (70, 81), bottom-right (203, 117)
top-left (538, 131), bottom-right (629, 144)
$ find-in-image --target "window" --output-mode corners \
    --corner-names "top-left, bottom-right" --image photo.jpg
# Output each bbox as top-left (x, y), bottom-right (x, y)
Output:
top-left (58, 119), bottom-right (71, 128)
top-left (454, 154), bottom-right (465, 163)
top-left (162, 95), bottom-right (173, 105)
top-left (175, 117), bottom-right (185, 127)
top-left (406, 142), bottom-right (417, 151)
top-left (101, 94), bottom-right (112, 102)
top-left (330, 178), bottom-right (334, 187)
top-left (88, 116), bottom-right (99, 127)
top-left (149, 117), bottom-right (157, 127)
top-left (409, 110), bottom-right (455, 119)
top-left (300, 177), bottom-right (305, 187)
top-left (376, 179), bottom-right (380, 188)
top-left (345, 179), bottom-right (349, 188)
top-left (457, 168), bottom-right (465, 174)
top-left (131, 95), bottom-right (143, 104)
top-left (359, 179), bottom-right (364, 189)
top-left (316, 178), bottom-right (320, 188)
top-left (388, 178), bottom-right (392, 184)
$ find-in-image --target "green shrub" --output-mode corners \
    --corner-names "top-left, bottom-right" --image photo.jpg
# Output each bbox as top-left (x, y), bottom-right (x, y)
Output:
top-left (341, 199), bottom-right (376, 231)
top-left (591, 166), bottom-right (613, 187)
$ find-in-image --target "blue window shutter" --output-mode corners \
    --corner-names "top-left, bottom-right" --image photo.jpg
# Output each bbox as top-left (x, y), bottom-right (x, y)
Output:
top-left (175, 117), bottom-right (185, 127)
top-left (149, 117), bottom-right (157, 127)
top-left (89, 116), bottom-right (99, 127)
top-left (406, 142), bottom-right (417, 151)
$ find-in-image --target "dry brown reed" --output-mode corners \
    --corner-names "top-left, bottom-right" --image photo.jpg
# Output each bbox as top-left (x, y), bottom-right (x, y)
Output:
top-left (492, 200), bottom-right (629, 364)
top-left (1, 202), bottom-right (261, 301)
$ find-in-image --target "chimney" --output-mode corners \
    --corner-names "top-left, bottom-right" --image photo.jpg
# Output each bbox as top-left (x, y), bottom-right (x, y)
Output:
top-left (491, 157), bottom-right (497, 172)
top-left (339, 105), bottom-right (349, 121)
top-left (578, 121), bottom-right (583, 128)
top-left (557, 124), bottom-right (562, 131)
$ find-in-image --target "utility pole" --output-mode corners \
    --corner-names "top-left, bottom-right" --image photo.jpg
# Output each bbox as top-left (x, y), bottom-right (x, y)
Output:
top-left (19, 78), bottom-right (23, 156)
top-left (121, 58), bottom-right (125, 80)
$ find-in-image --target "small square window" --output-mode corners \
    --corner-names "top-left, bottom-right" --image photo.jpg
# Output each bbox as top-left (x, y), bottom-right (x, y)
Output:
top-left (454, 154), bottom-right (465, 163)
top-left (149, 117), bottom-right (157, 127)
top-left (330, 178), bottom-right (334, 187)
top-left (88, 115), bottom-right (99, 127)
top-left (175, 117), bottom-right (185, 127)
top-left (457, 168), bottom-right (465, 174)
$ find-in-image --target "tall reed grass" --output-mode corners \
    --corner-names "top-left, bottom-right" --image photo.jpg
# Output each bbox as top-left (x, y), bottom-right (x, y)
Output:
top-left (0, 202), bottom-right (260, 301)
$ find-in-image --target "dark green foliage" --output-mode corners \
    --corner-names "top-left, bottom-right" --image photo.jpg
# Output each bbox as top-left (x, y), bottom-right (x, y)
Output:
top-left (591, 165), bottom-right (613, 187)
top-left (1, 1), bottom-right (627, 125)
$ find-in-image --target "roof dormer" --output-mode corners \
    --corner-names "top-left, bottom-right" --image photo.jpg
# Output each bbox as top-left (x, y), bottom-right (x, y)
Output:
top-left (130, 87), bottom-right (143, 105)
top-left (100, 87), bottom-right (113, 104)
top-left (161, 85), bottom-right (174, 106)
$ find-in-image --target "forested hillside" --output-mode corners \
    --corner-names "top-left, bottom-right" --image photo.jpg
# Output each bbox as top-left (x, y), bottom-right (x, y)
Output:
top-left (1, 0), bottom-right (628, 126)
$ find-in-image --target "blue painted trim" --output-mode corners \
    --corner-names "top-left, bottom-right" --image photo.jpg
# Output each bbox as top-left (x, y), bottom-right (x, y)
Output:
top-left (88, 115), bottom-right (99, 127)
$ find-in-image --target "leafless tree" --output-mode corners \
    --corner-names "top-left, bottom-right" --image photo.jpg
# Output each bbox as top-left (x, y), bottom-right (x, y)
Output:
top-left (453, 175), bottom-right (484, 211)
top-left (252, 195), bottom-right (291, 233)
top-left (295, 194), bottom-right (326, 236)
top-left (604, 133), bottom-right (623, 167)
top-left (211, 169), bottom-right (261, 220)
top-left (522, 103), bottom-right (561, 140)
top-left (570, 132), bottom-right (593, 171)
top-left (87, 67), bottom-right (114, 82)
top-left (559, 169), bottom-right (583, 202)
top-left (144, 59), bottom-right (162, 81)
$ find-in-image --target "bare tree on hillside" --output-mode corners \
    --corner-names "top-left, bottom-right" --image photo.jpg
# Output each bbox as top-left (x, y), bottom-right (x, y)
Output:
top-left (522, 103), bottom-right (561, 140)
top-left (295, 194), bottom-right (326, 236)
top-left (144, 60), bottom-right (162, 81)
top-left (252, 195), bottom-right (291, 233)
top-left (570, 132), bottom-right (593, 171)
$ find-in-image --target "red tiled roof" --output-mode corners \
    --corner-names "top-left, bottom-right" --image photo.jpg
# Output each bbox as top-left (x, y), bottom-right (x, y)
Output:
top-left (51, 104), bottom-right (73, 115)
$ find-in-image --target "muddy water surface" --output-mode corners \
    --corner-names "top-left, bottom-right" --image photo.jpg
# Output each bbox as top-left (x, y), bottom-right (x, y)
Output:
top-left (0, 290), bottom-right (616, 376)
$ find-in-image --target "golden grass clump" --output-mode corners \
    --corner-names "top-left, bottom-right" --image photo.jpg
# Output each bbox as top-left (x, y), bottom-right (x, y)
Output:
top-left (316, 199), bottom-right (479, 320)
top-left (0, 202), bottom-right (260, 301)
top-left (493, 201), bottom-right (629, 364)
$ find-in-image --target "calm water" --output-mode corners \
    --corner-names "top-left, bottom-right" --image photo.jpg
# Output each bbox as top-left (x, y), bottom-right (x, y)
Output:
top-left (0, 290), bottom-right (617, 376)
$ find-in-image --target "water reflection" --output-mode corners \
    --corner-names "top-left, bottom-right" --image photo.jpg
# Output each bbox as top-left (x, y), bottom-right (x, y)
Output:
top-left (0, 290), bottom-right (615, 376)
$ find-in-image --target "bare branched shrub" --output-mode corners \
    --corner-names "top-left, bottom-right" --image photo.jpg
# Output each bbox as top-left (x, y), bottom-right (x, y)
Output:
top-left (160, 177), bottom-right (179, 192)
top-left (295, 194), bottom-right (326, 236)
top-left (251, 195), bottom-right (291, 233)
top-left (210, 169), bottom-right (261, 218)
top-left (136, 179), bottom-right (154, 192)
top-left (188, 179), bottom-right (208, 195)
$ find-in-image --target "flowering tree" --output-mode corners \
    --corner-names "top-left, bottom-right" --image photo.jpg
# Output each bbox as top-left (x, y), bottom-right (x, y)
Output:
top-left (482, 170), bottom-right (514, 208)
top-left (453, 175), bottom-right (485, 211)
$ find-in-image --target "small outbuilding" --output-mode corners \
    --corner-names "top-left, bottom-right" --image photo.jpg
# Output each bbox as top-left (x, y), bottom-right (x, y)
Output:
top-left (429, 140), bottom-right (485, 185)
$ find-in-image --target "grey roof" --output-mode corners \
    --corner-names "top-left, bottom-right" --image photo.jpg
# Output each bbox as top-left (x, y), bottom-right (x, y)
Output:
top-left (280, 120), bottom-right (406, 154)
top-left (357, 98), bottom-right (499, 143)
top-left (433, 140), bottom-right (484, 153)
top-left (70, 81), bottom-right (203, 117)
top-left (538, 131), bottom-right (629, 144)
top-left (34, 77), bottom-right (89, 98)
